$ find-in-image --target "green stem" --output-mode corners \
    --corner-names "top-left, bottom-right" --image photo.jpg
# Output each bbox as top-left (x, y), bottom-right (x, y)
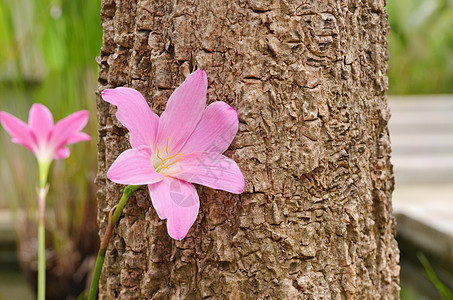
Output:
top-left (38, 213), bottom-right (45, 300)
top-left (37, 160), bottom-right (50, 300)
top-left (38, 160), bottom-right (50, 190)
top-left (88, 185), bottom-right (141, 300)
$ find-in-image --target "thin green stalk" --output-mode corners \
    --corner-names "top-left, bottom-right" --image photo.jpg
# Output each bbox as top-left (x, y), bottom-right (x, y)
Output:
top-left (37, 213), bottom-right (45, 300)
top-left (418, 253), bottom-right (453, 300)
top-left (37, 160), bottom-right (50, 300)
top-left (88, 185), bottom-right (141, 300)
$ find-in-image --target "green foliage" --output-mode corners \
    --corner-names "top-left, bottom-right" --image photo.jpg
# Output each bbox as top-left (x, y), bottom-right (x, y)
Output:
top-left (400, 284), bottom-right (422, 300)
top-left (418, 253), bottom-right (453, 300)
top-left (387, 0), bottom-right (453, 94)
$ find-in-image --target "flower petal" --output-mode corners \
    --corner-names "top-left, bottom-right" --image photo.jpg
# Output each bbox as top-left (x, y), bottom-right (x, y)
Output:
top-left (66, 132), bottom-right (91, 144)
top-left (148, 178), bottom-right (199, 240)
top-left (107, 147), bottom-right (164, 185)
top-left (0, 111), bottom-right (35, 151)
top-left (171, 152), bottom-right (244, 194)
top-left (102, 87), bottom-right (159, 148)
top-left (157, 70), bottom-right (207, 154)
top-left (51, 110), bottom-right (89, 149)
top-left (181, 101), bottom-right (238, 154)
top-left (28, 104), bottom-right (53, 145)
top-left (54, 147), bottom-right (70, 159)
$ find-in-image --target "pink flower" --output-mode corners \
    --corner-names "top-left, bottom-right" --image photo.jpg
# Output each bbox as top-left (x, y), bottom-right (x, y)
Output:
top-left (0, 104), bottom-right (90, 163)
top-left (102, 70), bottom-right (245, 240)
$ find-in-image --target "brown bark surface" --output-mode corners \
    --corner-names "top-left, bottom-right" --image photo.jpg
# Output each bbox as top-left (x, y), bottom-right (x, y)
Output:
top-left (96, 0), bottom-right (399, 299)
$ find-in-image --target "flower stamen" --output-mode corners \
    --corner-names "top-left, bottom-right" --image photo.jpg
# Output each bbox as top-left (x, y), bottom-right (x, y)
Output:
top-left (156, 138), bottom-right (183, 170)
top-left (165, 137), bottom-right (169, 155)
top-left (156, 142), bottom-right (164, 162)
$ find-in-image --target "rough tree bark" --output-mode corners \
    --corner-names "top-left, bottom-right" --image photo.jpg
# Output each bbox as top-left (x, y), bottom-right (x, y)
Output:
top-left (96, 0), bottom-right (399, 299)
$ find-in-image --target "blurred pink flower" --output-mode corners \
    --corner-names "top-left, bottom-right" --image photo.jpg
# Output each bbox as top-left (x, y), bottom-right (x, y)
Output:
top-left (102, 69), bottom-right (244, 240)
top-left (0, 104), bottom-right (90, 163)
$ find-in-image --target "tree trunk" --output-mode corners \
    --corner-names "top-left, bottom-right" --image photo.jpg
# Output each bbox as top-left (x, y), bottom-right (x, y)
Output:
top-left (96, 0), bottom-right (400, 299)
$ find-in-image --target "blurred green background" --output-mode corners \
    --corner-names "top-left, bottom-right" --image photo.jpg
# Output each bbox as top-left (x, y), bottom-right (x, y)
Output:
top-left (0, 0), bottom-right (101, 210)
top-left (0, 0), bottom-right (452, 299)
top-left (0, 0), bottom-right (101, 298)
top-left (387, 0), bottom-right (453, 94)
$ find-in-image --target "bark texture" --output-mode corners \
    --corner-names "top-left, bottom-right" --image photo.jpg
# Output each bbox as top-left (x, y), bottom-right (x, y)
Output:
top-left (96, 0), bottom-right (399, 299)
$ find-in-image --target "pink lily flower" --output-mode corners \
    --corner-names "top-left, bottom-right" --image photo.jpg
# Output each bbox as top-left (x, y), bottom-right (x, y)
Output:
top-left (102, 70), bottom-right (245, 240)
top-left (0, 104), bottom-right (90, 163)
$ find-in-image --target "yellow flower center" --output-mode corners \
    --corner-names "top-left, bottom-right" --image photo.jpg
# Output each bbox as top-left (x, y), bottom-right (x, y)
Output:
top-left (156, 137), bottom-right (183, 170)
